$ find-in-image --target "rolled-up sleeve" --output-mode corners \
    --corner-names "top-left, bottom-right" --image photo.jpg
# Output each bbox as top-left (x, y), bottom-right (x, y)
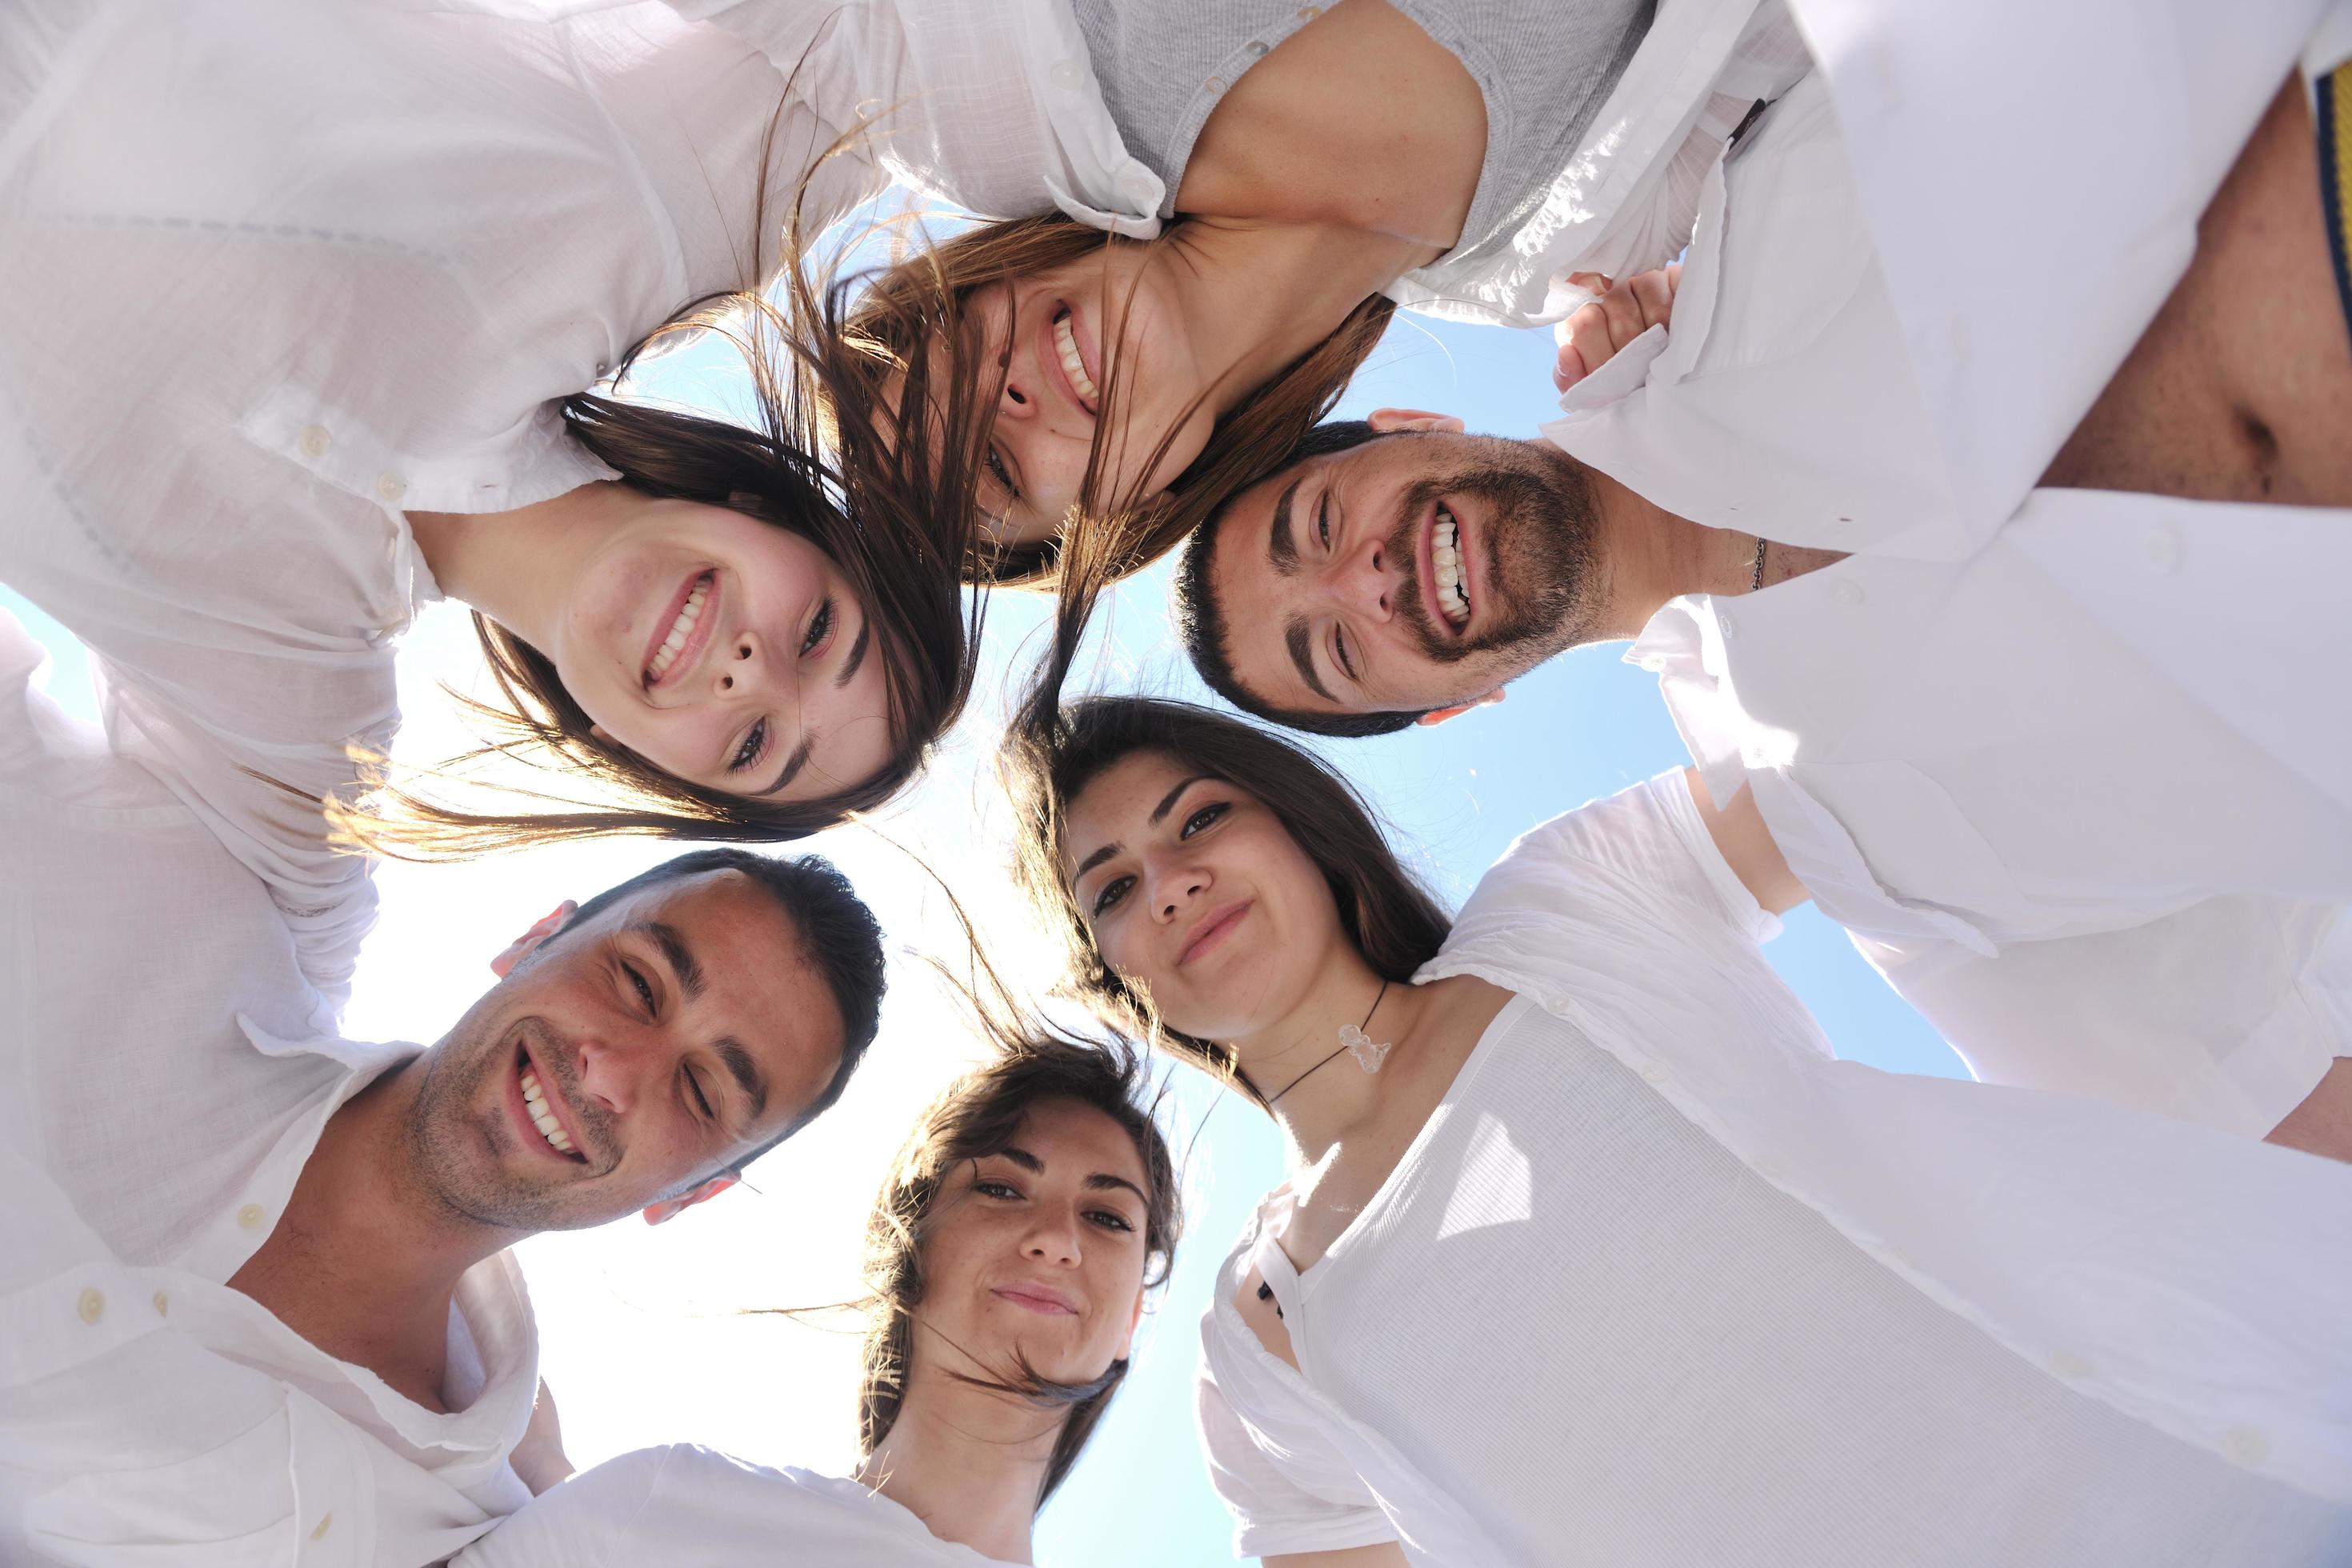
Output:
top-left (1194, 1365), bottom-right (1397, 1560)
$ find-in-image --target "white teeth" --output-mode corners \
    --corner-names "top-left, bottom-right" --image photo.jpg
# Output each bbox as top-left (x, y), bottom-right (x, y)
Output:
top-left (1432, 514), bottom-right (1470, 628)
top-left (1054, 311), bottom-right (1099, 405)
top-left (518, 1066), bottom-right (576, 1154)
top-left (646, 578), bottom-right (710, 681)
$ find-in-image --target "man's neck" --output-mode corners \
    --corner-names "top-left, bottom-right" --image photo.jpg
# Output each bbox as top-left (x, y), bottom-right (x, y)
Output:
top-left (1578, 463), bottom-right (1842, 635)
top-left (857, 1386), bottom-right (1058, 1564)
top-left (226, 1058), bottom-right (518, 1413)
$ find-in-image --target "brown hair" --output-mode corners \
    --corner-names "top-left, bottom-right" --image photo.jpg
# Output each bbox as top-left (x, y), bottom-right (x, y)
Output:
top-left (853, 1030), bottom-right (1181, 1509)
top-left (332, 102), bottom-right (992, 858)
top-left (1001, 695), bottom-right (1451, 1105)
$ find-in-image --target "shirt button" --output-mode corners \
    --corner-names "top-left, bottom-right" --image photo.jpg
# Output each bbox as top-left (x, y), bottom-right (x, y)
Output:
top-left (1715, 611), bottom-right (1739, 641)
top-left (2221, 1426), bottom-right (2270, 1466)
top-left (1750, 1154), bottom-right (1788, 1180)
top-left (1205, 76), bottom-right (1226, 93)
top-left (1828, 577), bottom-right (1865, 608)
top-left (594, 358), bottom-right (610, 377)
top-left (298, 425), bottom-right (332, 458)
top-left (2144, 523), bottom-right (2183, 574)
top-left (1298, 3), bottom-right (1322, 15)
top-left (75, 1287), bottom-right (104, 1325)
top-left (1050, 59), bottom-right (1082, 90)
top-left (2047, 1350), bottom-right (2090, 1380)
top-left (153, 1290), bottom-right (170, 1318)
top-left (311, 1511), bottom-right (334, 1540)
top-left (1246, 40), bottom-right (1270, 58)
top-left (376, 473), bottom-right (408, 502)
top-left (238, 1203), bottom-right (267, 1230)
top-left (1121, 171), bottom-right (1157, 204)
top-left (1638, 1061), bottom-right (1670, 1085)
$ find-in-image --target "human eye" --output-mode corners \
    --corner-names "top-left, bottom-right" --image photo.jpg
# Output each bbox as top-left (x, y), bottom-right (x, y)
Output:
top-left (1090, 874), bottom-right (1135, 917)
top-left (728, 718), bottom-right (768, 774)
top-left (974, 1177), bottom-right (1022, 1201)
top-left (799, 597), bottom-right (834, 658)
top-left (1316, 490), bottom-right (1332, 550)
top-left (984, 446), bottom-right (1022, 500)
top-left (622, 962), bottom-right (656, 1014)
top-left (684, 1068), bottom-right (715, 1122)
top-left (1180, 801), bottom-right (1230, 838)
top-left (1332, 625), bottom-right (1356, 683)
top-left (1088, 1208), bottom-right (1137, 1234)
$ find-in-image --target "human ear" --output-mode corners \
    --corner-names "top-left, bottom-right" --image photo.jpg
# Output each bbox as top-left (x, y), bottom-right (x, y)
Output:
top-left (641, 1173), bottom-right (738, 1226)
top-left (1411, 689), bottom-right (1505, 726)
top-left (1366, 407), bottom-right (1466, 435)
top-left (490, 900), bottom-right (578, 978)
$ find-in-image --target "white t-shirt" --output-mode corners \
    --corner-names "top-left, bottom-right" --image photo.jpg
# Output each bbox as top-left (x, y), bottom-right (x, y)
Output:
top-left (456, 1446), bottom-right (1022, 1568)
top-left (0, 609), bottom-right (537, 1567)
top-left (1196, 774), bottom-right (2352, 1564)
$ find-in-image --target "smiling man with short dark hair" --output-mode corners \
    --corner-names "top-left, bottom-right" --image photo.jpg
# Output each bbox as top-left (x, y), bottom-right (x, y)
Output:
top-left (0, 612), bottom-right (885, 1565)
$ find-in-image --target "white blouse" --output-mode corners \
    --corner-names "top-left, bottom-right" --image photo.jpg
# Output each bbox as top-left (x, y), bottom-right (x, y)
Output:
top-left (454, 1446), bottom-right (1020, 1568)
top-left (0, 609), bottom-right (537, 1568)
top-left (1197, 774), bottom-right (2352, 1564)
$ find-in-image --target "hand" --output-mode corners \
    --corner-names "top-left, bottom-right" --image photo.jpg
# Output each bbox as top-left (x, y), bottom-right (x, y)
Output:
top-left (1554, 264), bottom-right (1682, 393)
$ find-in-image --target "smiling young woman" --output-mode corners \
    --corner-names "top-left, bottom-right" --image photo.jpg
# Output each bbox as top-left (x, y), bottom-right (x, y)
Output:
top-left (452, 1034), bottom-right (1182, 1568)
top-left (1001, 695), bottom-right (2352, 1566)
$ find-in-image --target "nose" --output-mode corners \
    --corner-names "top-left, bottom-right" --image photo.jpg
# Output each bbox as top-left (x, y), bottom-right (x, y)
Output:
top-left (1148, 857), bottom-right (1211, 923)
top-left (711, 630), bottom-right (766, 698)
top-left (1326, 530), bottom-right (1397, 624)
top-left (571, 1030), bottom-right (650, 1119)
top-left (1022, 1206), bottom-right (1082, 1267)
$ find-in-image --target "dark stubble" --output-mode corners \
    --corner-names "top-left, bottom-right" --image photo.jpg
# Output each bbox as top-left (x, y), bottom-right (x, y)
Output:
top-left (1380, 446), bottom-right (1599, 667)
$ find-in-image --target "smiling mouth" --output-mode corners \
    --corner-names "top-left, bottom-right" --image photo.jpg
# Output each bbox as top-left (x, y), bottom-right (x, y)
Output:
top-left (643, 570), bottom-right (715, 690)
top-left (514, 1043), bottom-right (587, 1162)
top-left (1049, 304), bottom-right (1100, 414)
top-left (1179, 900), bottom-right (1252, 966)
top-left (993, 1282), bottom-right (1080, 1318)
top-left (1430, 506), bottom-right (1470, 631)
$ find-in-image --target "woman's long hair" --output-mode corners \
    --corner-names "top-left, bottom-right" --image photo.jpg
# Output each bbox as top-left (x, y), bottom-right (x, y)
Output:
top-left (852, 1030), bottom-right (1181, 1508)
top-left (1001, 695), bottom-right (1451, 1106)
top-left (333, 95), bottom-right (993, 857)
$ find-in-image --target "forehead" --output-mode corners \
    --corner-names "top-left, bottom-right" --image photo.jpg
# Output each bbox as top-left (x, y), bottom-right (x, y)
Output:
top-left (575, 871), bottom-right (839, 1037)
top-left (998, 1096), bottom-right (1150, 1190)
top-left (1059, 750), bottom-right (1197, 871)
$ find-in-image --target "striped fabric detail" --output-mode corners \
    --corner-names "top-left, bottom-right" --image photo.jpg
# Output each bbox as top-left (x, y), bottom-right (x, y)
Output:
top-left (2318, 60), bottom-right (2352, 346)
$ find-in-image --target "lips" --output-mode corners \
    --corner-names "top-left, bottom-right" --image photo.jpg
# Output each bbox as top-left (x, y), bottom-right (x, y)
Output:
top-left (1178, 899), bottom-right (1252, 966)
top-left (508, 1038), bottom-right (590, 1166)
top-left (992, 1281), bottom-right (1080, 1317)
top-left (642, 570), bottom-right (719, 691)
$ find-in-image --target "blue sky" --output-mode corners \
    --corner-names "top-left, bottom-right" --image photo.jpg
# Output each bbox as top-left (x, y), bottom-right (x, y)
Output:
top-left (1, 294), bottom-right (1962, 1566)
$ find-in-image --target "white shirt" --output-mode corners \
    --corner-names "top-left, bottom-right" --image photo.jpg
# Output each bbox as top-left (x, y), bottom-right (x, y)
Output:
top-left (1544, 0), bottom-right (2331, 553)
top-left (1196, 774), bottom-right (2352, 1566)
top-left (0, 0), bottom-right (1042, 1006)
top-left (455, 1446), bottom-right (1021, 1567)
top-left (0, 609), bottom-right (538, 1567)
top-left (1624, 489), bottom-right (2352, 1134)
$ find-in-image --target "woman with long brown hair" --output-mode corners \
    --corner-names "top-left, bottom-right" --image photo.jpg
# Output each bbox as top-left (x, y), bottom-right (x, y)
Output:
top-left (1002, 694), bottom-right (2352, 1566)
top-left (454, 1033), bottom-right (1182, 1568)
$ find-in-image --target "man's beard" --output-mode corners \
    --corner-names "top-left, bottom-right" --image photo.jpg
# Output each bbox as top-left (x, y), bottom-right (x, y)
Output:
top-left (1382, 454), bottom-right (1598, 668)
top-left (402, 1014), bottom-right (611, 1234)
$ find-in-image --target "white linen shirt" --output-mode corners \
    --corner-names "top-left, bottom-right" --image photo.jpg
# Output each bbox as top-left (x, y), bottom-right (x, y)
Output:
top-left (1623, 489), bottom-right (2352, 1134)
top-left (0, 0), bottom-right (1014, 1006)
top-left (0, 610), bottom-right (538, 1568)
top-left (1196, 774), bottom-right (2352, 1565)
top-left (454, 1446), bottom-right (1021, 1567)
top-left (1544, 0), bottom-right (2332, 553)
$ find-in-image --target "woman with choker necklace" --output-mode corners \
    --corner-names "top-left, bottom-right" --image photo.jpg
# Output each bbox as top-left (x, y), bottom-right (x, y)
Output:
top-left (1003, 695), bottom-right (2352, 1566)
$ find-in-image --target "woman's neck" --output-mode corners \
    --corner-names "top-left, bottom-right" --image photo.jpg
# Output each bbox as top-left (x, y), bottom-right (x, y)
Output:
top-left (1231, 950), bottom-right (1451, 1170)
top-left (1157, 218), bottom-right (1426, 425)
top-left (406, 483), bottom-right (612, 652)
top-left (854, 1382), bottom-right (1060, 1565)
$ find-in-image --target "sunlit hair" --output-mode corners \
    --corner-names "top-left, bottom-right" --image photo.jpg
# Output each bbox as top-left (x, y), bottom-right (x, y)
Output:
top-left (850, 1029), bottom-right (1181, 1510)
top-left (330, 94), bottom-right (987, 859)
top-left (1000, 695), bottom-right (1450, 1106)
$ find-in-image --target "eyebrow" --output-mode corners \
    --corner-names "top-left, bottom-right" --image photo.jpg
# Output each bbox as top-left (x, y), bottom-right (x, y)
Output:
top-left (1267, 476), bottom-right (1303, 575)
top-left (1070, 774), bottom-right (1213, 882)
top-left (1284, 618), bottom-right (1335, 703)
top-left (756, 736), bottom-right (815, 798)
top-left (997, 1145), bottom-right (1150, 1206)
top-left (713, 1038), bottom-right (770, 1122)
top-left (636, 921), bottom-right (706, 1001)
top-left (834, 615), bottom-right (872, 690)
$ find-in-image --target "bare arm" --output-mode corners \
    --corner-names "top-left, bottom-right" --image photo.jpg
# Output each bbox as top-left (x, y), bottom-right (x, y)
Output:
top-left (510, 1378), bottom-right (574, 1496)
top-left (1268, 1546), bottom-right (1414, 1568)
top-left (2265, 1058), bottom-right (2352, 1164)
top-left (1683, 767), bottom-right (1809, 915)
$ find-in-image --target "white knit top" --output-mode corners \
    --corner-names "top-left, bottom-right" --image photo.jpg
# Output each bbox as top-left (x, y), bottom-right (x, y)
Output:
top-left (1196, 774), bottom-right (2352, 1565)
